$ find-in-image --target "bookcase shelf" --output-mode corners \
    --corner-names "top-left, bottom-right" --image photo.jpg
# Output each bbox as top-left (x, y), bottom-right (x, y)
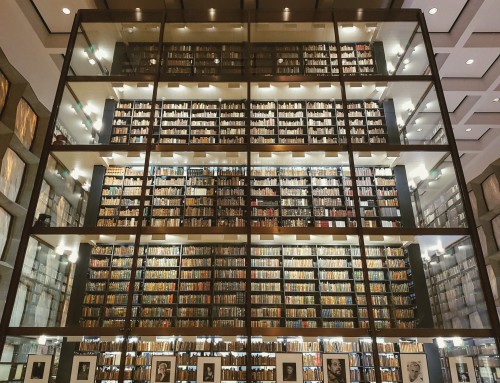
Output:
top-left (104, 98), bottom-right (396, 146)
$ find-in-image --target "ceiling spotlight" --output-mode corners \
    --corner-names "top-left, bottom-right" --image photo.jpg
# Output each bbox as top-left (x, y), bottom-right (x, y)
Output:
top-left (465, 128), bottom-right (472, 132)
top-left (466, 59), bottom-right (474, 65)
top-left (493, 98), bottom-right (499, 102)
top-left (150, 58), bottom-right (157, 65)
top-left (214, 58), bottom-right (220, 64)
top-left (277, 58), bottom-right (284, 64)
top-left (284, 7), bottom-right (290, 11)
top-left (62, 7), bottom-right (71, 15)
top-left (417, 128), bottom-right (422, 132)
top-left (135, 7), bottom-right (141, 11)
top-left (428, 8), bottom-right (438, 15)
top-left (88, 58), bottom-right (96, 65)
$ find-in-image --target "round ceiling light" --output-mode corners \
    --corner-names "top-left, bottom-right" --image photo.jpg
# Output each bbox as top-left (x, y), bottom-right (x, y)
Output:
top-left (428, 8), bottom-right (437, 15)
top-left (466, 59), bottom-right (474, 65)
top-left (62, 7), bottom-right (71, 15)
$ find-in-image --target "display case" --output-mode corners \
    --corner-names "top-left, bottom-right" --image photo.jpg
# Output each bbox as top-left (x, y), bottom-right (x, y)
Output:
top-left (0, 9), bottom-right (498, 383)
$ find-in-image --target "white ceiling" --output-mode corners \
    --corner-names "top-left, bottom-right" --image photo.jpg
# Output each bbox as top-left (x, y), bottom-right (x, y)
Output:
top-left (0, 0), bottom-right (499, 181)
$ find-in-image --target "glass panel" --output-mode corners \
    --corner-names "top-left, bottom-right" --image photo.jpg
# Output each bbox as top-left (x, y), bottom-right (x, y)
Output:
top-left (155, 82), bottom-right (247, 145)
top-left (55, 81), bottom-right (155, 145)
top-left (353, 151), bottom-right (466, 229)
top-left (338, 22), bottom-right (430, 77)
top-left (422, 235), bottom-right (491, 329)
top-left (0, 207), bottom-right (12, 259)
top-left (0, 336), bottom-right (62, 382)
top-left (70, 21), bottom-right (161, 76)
top-left (162, 22), bottom-right (248, 77)
top-left (251, 234), bottom-right (362, 328)
top-left (345, 81), bottom-right (448, 145)
top-left (250, 82), bottom-right (344, 145)
top-left (0, 147), bottom-right (26, 202)
top-left (0, 70), bottom-right (9, 115)
top-left (10, 237), bottom-right (75, 327)
top-left (250, 21), bottom-right (336, 77)
top-left (251, 152), bottom-right (353, 228)
top-left (15, 99), bottom-right (38, 150)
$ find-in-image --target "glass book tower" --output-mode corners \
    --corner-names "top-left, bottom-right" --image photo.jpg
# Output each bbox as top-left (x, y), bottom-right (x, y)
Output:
top-left (0, 8), bottom-right (499, 383)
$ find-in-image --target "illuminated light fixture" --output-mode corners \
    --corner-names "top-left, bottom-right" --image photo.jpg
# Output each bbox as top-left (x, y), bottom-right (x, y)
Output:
top-left (428, 7), bottom-right (438, 15)
top-left (88, 58), bottom-right (96, 65)
top-left (358, 152), bottom-right (372, 158)
top-left (375, 82), bottom-right (387, 91)
top-left (292, 152), bottom-right (305, 157)
top-left (160, 152), bottom-right (173, 157)
top-left (341, 23), bottom-right (354, 29)
top-left (226, 152), bottom-right (239, 158)
top-left (319, 83), bottom-right (332, 88)
top-left (135, 7), bottom-right (141, 11)
top-left (417, 128), bottom-right (423, 132)
top-left (465, 128), bottom-right (472, 132)
top-left (493, 98), bottom-right (499, 102)
top-left (198, 83), bottom-right (210, 88)
top-left (150, 58), bottom-right (157, 65)
top-left (94, 120), bottom-right (102, 131)
top-left (209, 7), bottom-right (215, 11)
top-left (369, 235), bottom-right (384, 242)
top-left (277, 58), bottom-right (284, 64)
top-left (466, 59), bottom-right (474, 65)
top-left (258, 83), bottom-right (271, 88)
top-left (403, 58), bottom-right (410, 65)
top-left (453, 337), bottom-right (464, 347)
top-left (259, 152), bottom-right (272, 158)
top-left (325, 152), bottom-right (338, 157)
top-left (62, 7), bottom-right (71, 14)
top-left (228, 83), bottom-right (241, 89)
top-left (137, 82), bottom-right (149, 88)
top-left (83, 182), bottom-right (90, 191)
top-left (38, 335), bottom-right (47, 345)
top-left (296, 235), bottom-right (310, 241)
top-left (70, 169), bottom-right (80, 179)
top-left (289, 83), bottom-right (301, 88)
top-left (349, 83), bottom-right (363, 88)
top-left (55, 246), bottom-right (65, 255)
top-left (94, 49), bottom-right (103, 60)
top-left (68, 251), bottom-right (78, 263)
top-left (194, 152), bottom-right (207, 158)
top-left (386, 151), bottom-right (400, 159)
top-left (168, 83), bottom-right (180, 88)
top-left (283, 7), bottom-right (290, 11)
top-left (112, 82), bottom-right (124, 91)
top-left (214, 58), bottom-right (220, 64)
top-left (436, 337), bottom-right (446, 348)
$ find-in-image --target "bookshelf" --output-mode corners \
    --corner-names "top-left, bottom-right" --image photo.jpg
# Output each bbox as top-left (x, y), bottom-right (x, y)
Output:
top-left (105, 98), bottom-right (396, 146)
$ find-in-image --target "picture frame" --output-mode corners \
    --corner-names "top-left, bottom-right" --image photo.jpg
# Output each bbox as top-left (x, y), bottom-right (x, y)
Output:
top-left (276, 353), bottom-right (303, 383)
top-left (24, 354), bottom-right (52, 383)
top-left (151, 355), bottom-right (176, 383)
top-left (400, 353), bottom-right (429, 383)
top-left (70, 355), bottom-right (97, 383)
top-left (449, 356), bottom-right (476, 383)
top-left (197, 357), bottom-right (221, 383)
top-left (323, 354), bottom-right (350, 383)
top-left (15, 98), bottom-right (38, 150)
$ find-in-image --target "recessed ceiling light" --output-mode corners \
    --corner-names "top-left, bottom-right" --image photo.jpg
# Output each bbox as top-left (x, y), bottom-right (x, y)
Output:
top-left (135, 7), bottom-right (141, 11)
top-left (466, 59), bottom-right (474, 65)
top-left (417, 128), bottom-right (423, 132)
top-left (428, 8), bottom-right (438, 15)
top-left (62, 7), bottom-right (71, 15)
top-left (465, 128), bottom-right (472, 132)
top-left (284, 7), bottom-right (290, 11)
top-left (493, 98), bottom-right (499, 102)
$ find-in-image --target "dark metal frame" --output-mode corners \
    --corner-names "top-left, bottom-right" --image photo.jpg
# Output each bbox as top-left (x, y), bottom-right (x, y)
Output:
top-left (0, 8), bottom-right (499, 383)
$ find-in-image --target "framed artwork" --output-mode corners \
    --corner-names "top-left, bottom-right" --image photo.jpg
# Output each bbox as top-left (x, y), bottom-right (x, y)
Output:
top-left (70, 355), bottom-right (97, 382)
top-left (24, 354), bottom-right (52, 383)
top-left (482, 174), bottom-right (500, 211)
top-left (0, 207), bottom-right (12, 259)
top-left (323, 354), bottom-right (350, 383)
top-left (0, 147), bottom-right (26, 201)
top-left (468, 190), bottom-right (478, 223)
top-left (151, 355), bottom-right (176, 383)
top-left (449, 356), bottom-right (475, 383)
top-left (400, 353), bottom-right (429, 383)
top-left (0, 70), bottom-right (9, 115)
top-left (276, 353), bottom-right (303, 383)
top-left (15, 98), bottom-right (38, 150)
top-left (197, 357), bottom-right (221, 383)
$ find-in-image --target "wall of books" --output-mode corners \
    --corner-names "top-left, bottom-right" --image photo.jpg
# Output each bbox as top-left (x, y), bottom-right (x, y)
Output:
top-left (0, 11), bottom-right (498, 383)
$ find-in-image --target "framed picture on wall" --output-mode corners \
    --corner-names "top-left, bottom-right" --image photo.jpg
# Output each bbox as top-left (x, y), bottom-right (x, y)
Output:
top-left (151, 355), bottom-right (176, 383)
top-left (323, 354), bottom-right (350, 383)
top-left (400, 353), bottom-right (429, 383)
top-left (0, 207), bottom-right (12, 259)
top-left (449, 356), bottom-right (475, 383)
top-left (0, 147), bottom-right (26, 202)
top-left (24, 354), bottom-right (52, 383)
top-left (276, 353), bottom-right (303, 383)
top-left (70, 355), bottom-right (97, 383)
top-left (197, 357), bottom-right (221, 383)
